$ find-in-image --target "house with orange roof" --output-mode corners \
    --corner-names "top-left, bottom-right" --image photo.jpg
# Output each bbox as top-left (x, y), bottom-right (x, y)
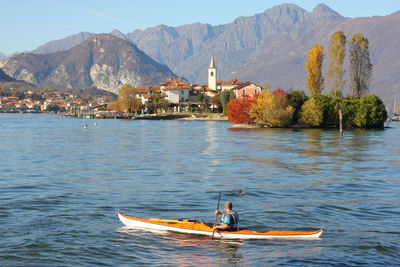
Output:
top-left (218, 78), bottom-right (244, 91)
top-left (232, 82), bottom-right (262, 99)
top-left (160, 79), bottom-right (190, 104)
top-left (134, 86), bottom-right (161, 104)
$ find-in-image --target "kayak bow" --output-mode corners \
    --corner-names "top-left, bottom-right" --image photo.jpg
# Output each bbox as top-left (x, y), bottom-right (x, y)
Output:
top-left (117, 211), bottom-right (323, 240)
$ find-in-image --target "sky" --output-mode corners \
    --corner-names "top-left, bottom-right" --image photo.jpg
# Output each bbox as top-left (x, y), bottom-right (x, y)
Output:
top-left (1, 0), bottom-right (400, 55)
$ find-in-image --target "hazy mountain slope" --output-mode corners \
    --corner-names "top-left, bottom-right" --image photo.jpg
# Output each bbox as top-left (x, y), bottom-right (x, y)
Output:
top-left (31, 30), bottom-right (129, 54)
top-left (127, 4), bottom-right (347, 84)
top-left (17, 3), bottom-right (400, 102)
top-left (2, 34), bottom-right (177, 93)
top-left (32, 32), bottom-right (96, 54)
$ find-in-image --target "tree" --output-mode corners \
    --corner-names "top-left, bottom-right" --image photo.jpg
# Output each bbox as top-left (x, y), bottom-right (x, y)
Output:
top-left (118, 84), bottom-right (140, 113)
top-left (211, 94), bottom-right (222, 112)
top-left (227, 97), bottom-right (255, 124)
top-left (287, 90), bottom-right (309, 123)
top-left (313, 94), bottom-right (340, 127)
top-left (250, 90), bottom-right (294, 127)
top-left (262, 84), bottom-right (272, 92)
top-left (305, 45), bottom-right (324, 96)
top-left (327, 31), bottom-right (346, 97)
top-left (349, 33), bottom-right (373, 98)
top-left (151, 94), bottom-right (170, 113)
top-left (15, 91), bottom-right (26, 100)
top-left (340, 97), bottom-right (358, 129)
top-left (220, 90), bottom-right (235, 115)
top-left (107, 101), bottom-right (122, 111)
top-left (299, 98), bottom-right (323, 127)
top-left (354, 94), bottom-right (387, 129)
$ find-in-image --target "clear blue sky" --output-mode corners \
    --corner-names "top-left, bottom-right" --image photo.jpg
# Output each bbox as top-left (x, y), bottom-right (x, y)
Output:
top-left (1, 0), bottom-right (399, 55)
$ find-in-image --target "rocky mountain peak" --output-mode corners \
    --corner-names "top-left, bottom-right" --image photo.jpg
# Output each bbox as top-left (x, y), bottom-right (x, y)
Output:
top-left (2, 33), bottom-right (178, 93)
top-left (110, 29), bottom-right (128, 40)
top-left (311, 3), bottom-right (344, 20)
top-left (265, 3), bottom-right (308, 22)
top-left (32, 32), bottom-right (95, 54)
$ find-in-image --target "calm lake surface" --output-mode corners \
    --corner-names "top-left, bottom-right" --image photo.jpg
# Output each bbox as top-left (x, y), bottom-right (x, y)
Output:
top-left (1, 113), bottom-right (399, 266)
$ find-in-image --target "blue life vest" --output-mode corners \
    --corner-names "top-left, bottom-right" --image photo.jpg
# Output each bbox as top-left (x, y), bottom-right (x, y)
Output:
top-left (221, 210), bottom-right (239, 230)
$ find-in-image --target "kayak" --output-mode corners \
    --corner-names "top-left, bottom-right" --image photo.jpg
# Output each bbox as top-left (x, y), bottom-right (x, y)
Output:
top-left (117, 211), bottom-right (323, 239)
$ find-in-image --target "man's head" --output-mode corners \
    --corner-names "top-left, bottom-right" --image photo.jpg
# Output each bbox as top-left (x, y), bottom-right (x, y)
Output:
top-left (224, 201), bottom-right (232, 211)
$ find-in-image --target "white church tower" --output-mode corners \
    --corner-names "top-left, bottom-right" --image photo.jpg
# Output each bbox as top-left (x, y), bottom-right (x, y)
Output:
top-left (208, 56), bottom-right (217, 90)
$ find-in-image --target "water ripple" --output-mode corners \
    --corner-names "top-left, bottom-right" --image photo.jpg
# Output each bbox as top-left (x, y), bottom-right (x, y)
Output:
top-left (0, 115), bottom-right (399, 265)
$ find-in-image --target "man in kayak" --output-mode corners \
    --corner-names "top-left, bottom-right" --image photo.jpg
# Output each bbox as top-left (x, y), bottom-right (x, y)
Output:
top-left (213, 201), bottom-right (239, 231)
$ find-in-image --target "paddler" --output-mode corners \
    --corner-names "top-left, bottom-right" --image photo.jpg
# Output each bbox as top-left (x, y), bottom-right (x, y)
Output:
top-left (213, 201), bottom-right (240, 231)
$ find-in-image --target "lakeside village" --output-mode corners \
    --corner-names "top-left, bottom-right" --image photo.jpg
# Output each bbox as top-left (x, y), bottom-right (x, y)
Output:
top-left (0, 56), bottom-right (261, 120)
top-left (0, 32), bottom-right (394, 129)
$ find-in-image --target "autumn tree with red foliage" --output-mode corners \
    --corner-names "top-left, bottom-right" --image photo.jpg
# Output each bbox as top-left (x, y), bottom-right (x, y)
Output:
top-left (227, 97), bottom-right (255, 124)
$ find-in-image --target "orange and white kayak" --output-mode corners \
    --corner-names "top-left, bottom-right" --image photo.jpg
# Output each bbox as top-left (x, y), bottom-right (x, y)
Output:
top-left (117, 211), bottom-right (323, 239)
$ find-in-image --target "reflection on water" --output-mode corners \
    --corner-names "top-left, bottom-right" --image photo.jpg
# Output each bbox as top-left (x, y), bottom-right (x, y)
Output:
top-left (1, 115), bottom-right (400, 266)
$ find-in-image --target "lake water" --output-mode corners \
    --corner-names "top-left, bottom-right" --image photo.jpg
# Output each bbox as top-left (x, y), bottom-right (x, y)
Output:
top-left (1, 114), bottom-right (399, 266)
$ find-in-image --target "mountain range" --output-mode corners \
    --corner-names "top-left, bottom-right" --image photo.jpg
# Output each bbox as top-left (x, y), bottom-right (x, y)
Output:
top-left (0, 34), bottom-right (177, 94)
top-left (1, 3), bottom-right (399, 103)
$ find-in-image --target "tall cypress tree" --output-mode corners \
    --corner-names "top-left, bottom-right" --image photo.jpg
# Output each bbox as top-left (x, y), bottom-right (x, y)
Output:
top-left (349, 33), bottom-right (373, 98)
top-left (328, 31), bottom-right (346, 97)
top-left (305, 45), bottom-right (324, 96)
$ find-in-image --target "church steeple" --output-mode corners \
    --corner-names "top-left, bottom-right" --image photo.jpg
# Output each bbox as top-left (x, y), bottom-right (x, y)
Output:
top-left (208, 56), bottom-right (217, 90)
top-left (209, 56), bottom-right (215, 68)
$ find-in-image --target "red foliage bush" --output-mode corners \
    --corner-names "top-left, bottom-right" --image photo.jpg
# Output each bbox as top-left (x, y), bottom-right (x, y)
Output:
top-left (227, 97), bottom-right (255, 124)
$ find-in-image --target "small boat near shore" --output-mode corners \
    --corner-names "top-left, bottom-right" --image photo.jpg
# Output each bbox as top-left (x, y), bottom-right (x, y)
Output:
top-left (117, 211), bottom-right (323, 240)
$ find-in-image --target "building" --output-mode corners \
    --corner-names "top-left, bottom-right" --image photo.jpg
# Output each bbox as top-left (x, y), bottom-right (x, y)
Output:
top-left (217, 78), bottom-right (244, 91)
top-left (207, 56), bottom-right (245, 92)
top-left (135, 86), bottom-right (161, 105)
top-left (160, 79), bottom-right (190, 104)
top-left (232, 82), bottom-right (262, 99)
top-left (208, 56), bottom-right (217, 90)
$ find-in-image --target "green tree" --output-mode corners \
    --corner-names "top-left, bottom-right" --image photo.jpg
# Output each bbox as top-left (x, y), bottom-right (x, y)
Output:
top-left (287, 90), bottom-right (309, 123)
top-left (220, 90), bottom-right (235, 115)
top-left (349, 33), bottom-right (373, 98)
top-left (328, 31), bottom-right (346, 97)
top-left (354, 94), bottom-right (387, 129)
top-left (15, 91), bottom-right (26, 100)
top-left (313, 94), bottom-right (340, 127)
top-left (46, 104), bottom-right (61, 112)
top-left (118, 84), bottom-right (140, 113)
top-left (305, 45), bottom-right (324, 96)
top-left (299, 98), bottom-right (323, 127)
top-left (340, 97), bottom-right (358, 129)
top-left (31, 93), bottom-right (44, 101)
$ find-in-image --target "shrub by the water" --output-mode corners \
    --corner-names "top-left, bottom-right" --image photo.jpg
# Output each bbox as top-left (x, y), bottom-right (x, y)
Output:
top-left (287, 90), bottom-right (309, 123)
top-left (250, 90), bottom-right (294, 127)
top-left (299, 98), bottom-right (323, 127)
top-left (299, 94), bottom-right (387, 129)
top-left (354, 94), bottom-right (387, 129)
top-left (340, 97), bottom-right (358, 129)
top-left (312, 94), bottom-right (340, 127)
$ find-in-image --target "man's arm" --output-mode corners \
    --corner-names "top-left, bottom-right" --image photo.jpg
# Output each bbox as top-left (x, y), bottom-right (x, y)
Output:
top-left (213, 224), bottom-right (229, 230)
